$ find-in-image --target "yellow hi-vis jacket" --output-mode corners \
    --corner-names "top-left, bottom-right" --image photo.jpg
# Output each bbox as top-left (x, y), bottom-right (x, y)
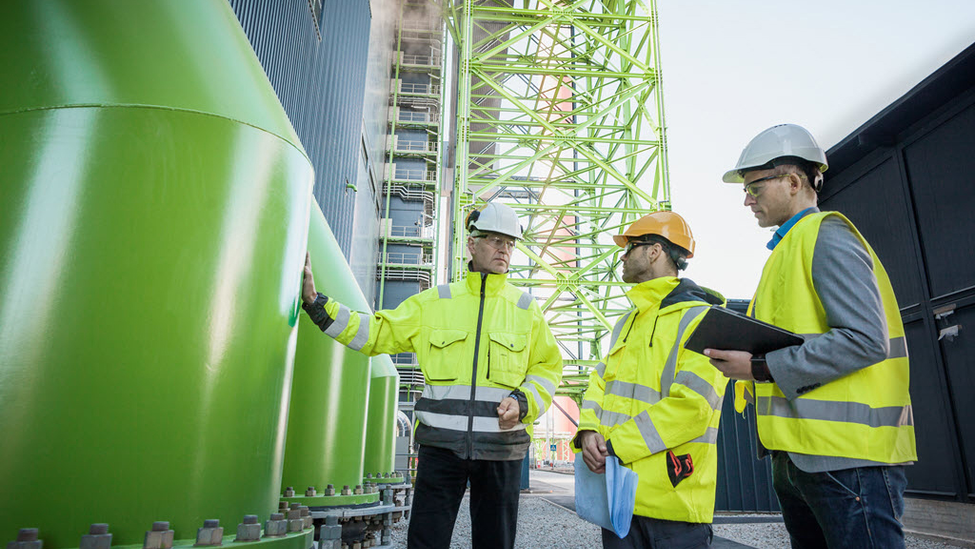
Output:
top-left (576, 277), bottom-right (727, 523)
top-left (317, 270), bottom-right (562, 461)
top-left (738, 211), bottom-right (916, 463)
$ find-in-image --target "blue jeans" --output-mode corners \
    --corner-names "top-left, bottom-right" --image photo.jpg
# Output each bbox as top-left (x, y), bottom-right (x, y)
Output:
top-left (772, 452), bottom-right (908, 549)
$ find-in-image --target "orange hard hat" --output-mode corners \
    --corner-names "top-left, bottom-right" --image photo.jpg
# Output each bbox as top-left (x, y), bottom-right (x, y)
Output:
top-left (613, 211), bottom-right (695, 257)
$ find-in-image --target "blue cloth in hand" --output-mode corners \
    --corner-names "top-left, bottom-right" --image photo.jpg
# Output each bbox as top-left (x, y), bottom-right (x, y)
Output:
top-left (574, 455), bottom-right (637, 538)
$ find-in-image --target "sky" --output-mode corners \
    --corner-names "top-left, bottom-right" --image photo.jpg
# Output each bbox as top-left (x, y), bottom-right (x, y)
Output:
top-left (656, 1), bottom-right (975, 299)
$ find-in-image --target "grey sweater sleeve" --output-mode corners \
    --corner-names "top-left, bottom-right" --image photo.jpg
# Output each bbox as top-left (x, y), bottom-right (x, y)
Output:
top-left (765, 217), bottom-right (889, 399)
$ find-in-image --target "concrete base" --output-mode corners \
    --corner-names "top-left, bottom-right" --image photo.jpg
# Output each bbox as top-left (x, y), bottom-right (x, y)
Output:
top-left (902, 498), bottom-right (975, 547)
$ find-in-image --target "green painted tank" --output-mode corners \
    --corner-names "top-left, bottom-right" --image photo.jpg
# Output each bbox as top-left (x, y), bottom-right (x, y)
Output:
top-left (364, 355), bottom-right (400, 476)
top-left (0, 2), bottom-right (313, 548)
top-left (282, 207), bottom-right (372, 500)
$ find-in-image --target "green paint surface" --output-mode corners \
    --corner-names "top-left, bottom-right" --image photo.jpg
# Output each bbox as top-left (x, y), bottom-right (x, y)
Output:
top-left (282, 207), bottom-right (372, 495)
top-left (0, 1), bottom-right (312, 547)
top-left (364, 355), bottom-right (400, 476)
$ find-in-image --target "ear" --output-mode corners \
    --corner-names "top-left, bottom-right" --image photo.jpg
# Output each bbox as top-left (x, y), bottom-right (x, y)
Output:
top-left (787, 173), bottom-right (803, 194)
top-left (467, 235), bottom-right (476, 257)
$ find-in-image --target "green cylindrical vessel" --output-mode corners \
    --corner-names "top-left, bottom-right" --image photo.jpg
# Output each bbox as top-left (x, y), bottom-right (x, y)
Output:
top-left (282, 207), bottom-right (372, 497)
top-left (0, 2), bottom-right (313, 548)
top-left (364, 355), bottom-right (400, 476)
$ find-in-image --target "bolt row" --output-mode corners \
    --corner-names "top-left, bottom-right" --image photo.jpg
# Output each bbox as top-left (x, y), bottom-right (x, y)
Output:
top-left (6, 511), bottom-right (315, 549)
top-left (282, 483), bottom-right (381, 498)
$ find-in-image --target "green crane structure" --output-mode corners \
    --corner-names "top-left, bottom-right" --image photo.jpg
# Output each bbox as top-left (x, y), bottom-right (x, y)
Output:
top-left (439, 0), bottom-right (671, 403)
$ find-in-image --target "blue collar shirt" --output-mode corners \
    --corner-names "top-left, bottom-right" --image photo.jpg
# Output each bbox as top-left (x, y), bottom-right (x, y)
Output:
top-left (767, 207), bottom-right (819, 251)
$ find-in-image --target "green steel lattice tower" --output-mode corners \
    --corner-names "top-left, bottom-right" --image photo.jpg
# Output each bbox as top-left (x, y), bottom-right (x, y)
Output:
top-left (439, 0), bottom-right (671, 401)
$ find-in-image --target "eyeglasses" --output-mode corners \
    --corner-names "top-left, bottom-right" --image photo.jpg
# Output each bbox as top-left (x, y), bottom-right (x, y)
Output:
top-left (624, 240), bottom-right (657, 255)
top-left (479, 234), bottom-right (516, 250)
top-left (743, 173), bottom-right (795, 198)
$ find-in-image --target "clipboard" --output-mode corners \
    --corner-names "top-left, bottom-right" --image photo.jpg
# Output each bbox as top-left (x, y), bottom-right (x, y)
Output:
top-left (683, 306), bottom-right (804, 356)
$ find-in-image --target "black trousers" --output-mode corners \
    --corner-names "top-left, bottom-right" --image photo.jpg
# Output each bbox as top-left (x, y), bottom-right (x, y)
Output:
top-left (407, 445), bottom-right (523, 549)
top-left (602, 516), bottom-right (712, 549)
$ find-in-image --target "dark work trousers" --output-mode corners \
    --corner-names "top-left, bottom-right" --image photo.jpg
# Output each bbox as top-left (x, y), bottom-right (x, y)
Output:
top-left (407, 445), bottom-right (522, 549)
top-left (772, 451), bottom-right (908, 549)
top-left (601, 516), bottom-right (713, 549)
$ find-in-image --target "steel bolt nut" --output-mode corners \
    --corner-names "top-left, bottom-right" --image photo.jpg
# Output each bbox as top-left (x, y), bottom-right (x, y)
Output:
top-left (305, 486), bottom-right (316, 497)
top-left (286, 504), bottom-right (302, 532)
top-left (341, 485), bottom-right (351, 496)
top-left (353, 485), bottom-right (363, 495)
top-left (283, 486), bottom-right (295, 497)
top-left (80, 524), bottom-right (112, 549)
top-left (9, 528), bottom-right (43, 549)
top-left (194, 519), bottom-right (223, 546)
top-left (263, 514), bottom-right (287, 537)
top-left (235, 515), bottom-right (261, 543)
top-left (325, 484), bottom-right (335, 496)
top-left (143, 522), bottom-right (174, 549)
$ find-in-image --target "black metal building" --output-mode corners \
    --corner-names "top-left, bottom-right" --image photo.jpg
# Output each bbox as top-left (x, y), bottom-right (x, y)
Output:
top-left (820, 42), bottom-right (975, 505)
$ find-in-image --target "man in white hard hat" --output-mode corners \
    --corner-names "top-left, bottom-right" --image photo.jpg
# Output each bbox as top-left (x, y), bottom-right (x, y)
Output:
top-left (705, 124), bottom-right (916, 549)
top-left (301, 201), bottom-right (562, 549)
top-left (575, 211), bottom-right (726, 548)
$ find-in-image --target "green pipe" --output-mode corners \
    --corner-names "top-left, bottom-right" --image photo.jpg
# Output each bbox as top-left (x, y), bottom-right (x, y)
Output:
top-left (282, 206), bottom-right (373, 500)
top-left (363, 355), bottom-right (400, 477)
top-left (0, 2), bottom-right (312, 547)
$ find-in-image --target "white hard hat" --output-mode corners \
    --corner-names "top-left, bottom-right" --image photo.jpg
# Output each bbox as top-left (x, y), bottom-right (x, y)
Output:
top-left (466, 201), bottom-right (523, 240)
top-left (722, 124), bottom-right (829, 183)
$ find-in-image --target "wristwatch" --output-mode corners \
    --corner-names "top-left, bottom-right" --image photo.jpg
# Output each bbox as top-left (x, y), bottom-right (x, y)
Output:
top-left (751, 354), bottom-right (774, 382)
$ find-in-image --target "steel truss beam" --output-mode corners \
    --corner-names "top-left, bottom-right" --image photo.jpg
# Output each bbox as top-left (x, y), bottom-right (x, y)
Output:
top-left (439, 0), bottom-right (670, 394)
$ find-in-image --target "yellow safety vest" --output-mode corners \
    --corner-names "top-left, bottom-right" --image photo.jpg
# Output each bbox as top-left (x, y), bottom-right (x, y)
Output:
top-left (321, 270), bottom-right (563, 460)
top-left (744, 211), bottom-right (916, 463)
top-left (577, 277), bottom-right (727, 523)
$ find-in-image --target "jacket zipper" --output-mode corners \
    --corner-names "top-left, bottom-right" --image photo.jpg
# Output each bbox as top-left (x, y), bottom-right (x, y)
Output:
top-left (467, 273), bottom-right (488, 459)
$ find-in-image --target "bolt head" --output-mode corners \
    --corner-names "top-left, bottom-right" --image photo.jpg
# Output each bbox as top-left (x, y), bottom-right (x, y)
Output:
top-left (242, 515), bottom-right (258, 525)
top-left (151, 522), bottom-right (170, 532)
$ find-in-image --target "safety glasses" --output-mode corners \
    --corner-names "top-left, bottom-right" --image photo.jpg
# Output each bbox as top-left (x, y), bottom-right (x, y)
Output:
top-left (743, 173), bottom-right (792, 198)
top-left (479, 234), bottom-right (516, 250)
top-left (624, 240), bottom-right (657, 255)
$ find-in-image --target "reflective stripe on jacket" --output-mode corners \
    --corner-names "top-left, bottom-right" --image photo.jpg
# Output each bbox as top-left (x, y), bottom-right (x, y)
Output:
top-left (576, 277), bottom-right (727, 523)
top-left (743, 211), bottom-right (916, 463)
top-left (321, 270), bottom-right (563, 461)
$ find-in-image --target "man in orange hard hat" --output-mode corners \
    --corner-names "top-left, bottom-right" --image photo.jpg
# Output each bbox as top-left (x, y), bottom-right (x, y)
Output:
top-left (574, 210), bottom-right (726, 548)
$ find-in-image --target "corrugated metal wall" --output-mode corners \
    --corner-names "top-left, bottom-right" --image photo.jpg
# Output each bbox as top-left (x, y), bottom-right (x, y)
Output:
top-left (821, 43), bottom-right (975, 503)
top-left (714, 299), bottom-right (780, 512)
top-left (228, 0), bottom-right (386, 301)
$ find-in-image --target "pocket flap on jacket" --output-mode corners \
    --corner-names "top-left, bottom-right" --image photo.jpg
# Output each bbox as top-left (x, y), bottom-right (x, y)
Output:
top-left (430, 329), bottom-right (468, 348)
top-left (488, 332), bottom-right (527, 352)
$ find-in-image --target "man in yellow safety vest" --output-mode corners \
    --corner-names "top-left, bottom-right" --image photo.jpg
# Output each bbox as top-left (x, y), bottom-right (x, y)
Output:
top-left (705, 124), bottom-right (917, 549)
top-left (301, 201), bottom-right (562, 549)
top-left (576, 211), bottom-right (726, 549)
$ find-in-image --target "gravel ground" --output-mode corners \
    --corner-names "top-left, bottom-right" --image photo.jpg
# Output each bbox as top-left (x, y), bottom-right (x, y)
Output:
top-left (389, 495), bottom-right (601, 548)
top-left (389, 497), bottom-right (970, 548)
top-left (713, 516), bottom-right (970, 549)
